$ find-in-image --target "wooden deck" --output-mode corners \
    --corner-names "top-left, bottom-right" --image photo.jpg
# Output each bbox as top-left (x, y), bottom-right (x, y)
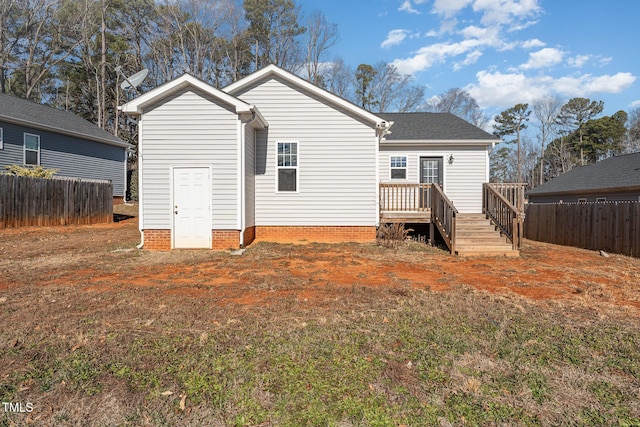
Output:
top-left (379, 183), bottom-right (432, 223)
top-left (379, 182), bottom-right (527, 257)
top-left (380, 210), bottom-right (431, 223)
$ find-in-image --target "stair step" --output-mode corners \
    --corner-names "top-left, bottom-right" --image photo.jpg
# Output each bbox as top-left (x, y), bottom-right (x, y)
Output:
top-left (456, 227), bottom-right (500, 236)
top-left (456, 219), bottom-right (492, 225)
top-left (452, 213), bottom-right (518, 257)
top-left (457, 246), bottom-right (514, 251)
top-left (456, 239), bottom-right (509, 246)
top-left (456, 228), bottom-right (501, 235)
top-left (456, 250), bottom-right (520, 258)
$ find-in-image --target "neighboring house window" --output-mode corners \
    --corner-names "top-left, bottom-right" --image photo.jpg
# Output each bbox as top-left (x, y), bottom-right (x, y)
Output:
top-left (24, 133), bottom-right (40, 165)
top-left (390, 156), bottom-right (407, 179)
top-left (596, 197), bottom-right (606, 202)
top-left (277, 142), bottom-right (298, 192)
top-left (578, 198), bottom-right (587, 203)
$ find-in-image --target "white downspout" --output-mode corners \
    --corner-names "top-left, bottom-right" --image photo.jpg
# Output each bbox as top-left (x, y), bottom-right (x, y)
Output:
top-left (136, 115), bottom-right (144, 249)
top-left (123, 148), bottom-right (128, 204)
top-left (238, 111), bottom-right (258, 248)
top-left (375, 121), bottom-right (393, 227)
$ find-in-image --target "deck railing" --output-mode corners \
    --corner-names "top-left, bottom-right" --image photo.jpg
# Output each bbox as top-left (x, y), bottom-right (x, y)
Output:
top-left (380, 183), bottom-right (432, 212)
top-left (488, 182), bottom-right (526, 213)
top-left (432, 183), bottom-right (458, 253)
top-left (483, 183), bottom-right (526, 250)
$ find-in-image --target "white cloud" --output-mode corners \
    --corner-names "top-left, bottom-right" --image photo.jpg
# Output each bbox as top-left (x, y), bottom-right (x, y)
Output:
top-left (630, 100), bottom-right (640, 108)
top-left (454, 50), bottom-right (483, 71)
top-left (399, 0), bottom-right (420, 14)
top-left (466, 70), bottom-right (637, 109)
top-left (474, 0), bottom-right (541, 27)
top-left (392, 0), bottom-right (543, 76)
top-left (392, 38), bottom-right (488, 75)
top-left (599, 57), bottom-right (613, 67)
top-left (508, 19), bottom-right (539, 32)
top-left (582, 72), bottom-right (636, 94)
top-left (519, 47), bottom-right (564, 70)
top-left (399, 0), bottom-right (429, 13)
top-left (432, 0), bottom-right (473, 17)
top-left (460, 24), bottom-right (497, 40)
top-left (522, 38), bottom-right (545, 49)
top-left (567, 54), bottom-right (590, 68)
top-left (381, 29), bottom-right (410, 48)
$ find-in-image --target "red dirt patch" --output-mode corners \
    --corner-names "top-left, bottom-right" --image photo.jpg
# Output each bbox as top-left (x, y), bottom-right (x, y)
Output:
top-left (2, 211), bottom-right (640, 315)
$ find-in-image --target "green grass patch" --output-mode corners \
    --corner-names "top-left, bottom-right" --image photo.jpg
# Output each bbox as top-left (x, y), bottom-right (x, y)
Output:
top-left (2, 286), bottom-right (640, 425)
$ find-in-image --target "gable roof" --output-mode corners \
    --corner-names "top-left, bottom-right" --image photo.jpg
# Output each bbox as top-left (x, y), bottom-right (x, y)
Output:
top-left (223, 64), bottom-right (389, 130)
top-left (378, 112), bottom-right (500, 144)
top-left (0, 92), bottom-right (131, 148)
top-left (119, 73), bottom-right (267, 128)
top-left (527, 152), bottom-right (640, 197)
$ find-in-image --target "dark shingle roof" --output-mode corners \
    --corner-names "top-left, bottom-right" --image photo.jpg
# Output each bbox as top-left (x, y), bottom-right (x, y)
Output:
top-left (527, 152), bottom-right (640, 196)
top-left (379, 112), bottom-right (498, 141)
top-left (0, 92), bottom-right (130, 148)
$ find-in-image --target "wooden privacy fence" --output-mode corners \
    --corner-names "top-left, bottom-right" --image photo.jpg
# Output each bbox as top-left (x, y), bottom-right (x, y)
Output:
top-left (524, 202), bottom-right (640, 257)
top-left (0, 175), bottom-right (113, 228)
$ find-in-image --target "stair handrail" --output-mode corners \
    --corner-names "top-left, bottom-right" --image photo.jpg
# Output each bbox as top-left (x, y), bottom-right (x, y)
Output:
top-left (483, 183), bottom-right (524, 250)
top-left (431, 183), bottom-right (458, 253)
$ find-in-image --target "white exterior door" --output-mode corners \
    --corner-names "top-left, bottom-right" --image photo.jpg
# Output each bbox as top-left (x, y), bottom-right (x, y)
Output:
top-left (172, 167), bottom-right (211, 248)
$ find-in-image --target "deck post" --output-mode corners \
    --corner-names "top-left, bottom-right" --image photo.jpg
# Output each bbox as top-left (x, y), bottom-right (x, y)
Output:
top-left (451, 213), bottom-right (456, 254)
top-left (429, 222), bottom-right (434, 245)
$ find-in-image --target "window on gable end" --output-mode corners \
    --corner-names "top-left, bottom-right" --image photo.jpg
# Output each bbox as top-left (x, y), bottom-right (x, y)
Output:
top-left (277, 142), bottom-right (298, 192)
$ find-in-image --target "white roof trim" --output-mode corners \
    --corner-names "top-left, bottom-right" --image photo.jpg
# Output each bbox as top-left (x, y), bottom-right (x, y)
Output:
top-left (381, 139), bottom-right (500, 146)
top-left (223, 64), bottom-right (387, 127)
top-left (119, 73), bottom-right (255, 116)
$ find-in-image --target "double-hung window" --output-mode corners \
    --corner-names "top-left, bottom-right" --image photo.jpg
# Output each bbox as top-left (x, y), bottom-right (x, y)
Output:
top-left (24, 133), bottom-right (40, 165)
top-left (390, 155), bottom-right (407, 179)
top-left (277, 142), bottom-right (298, 192)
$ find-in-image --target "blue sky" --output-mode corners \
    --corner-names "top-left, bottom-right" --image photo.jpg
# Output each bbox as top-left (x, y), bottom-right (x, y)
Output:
top-left (296, 0), bottom-right (639, 118)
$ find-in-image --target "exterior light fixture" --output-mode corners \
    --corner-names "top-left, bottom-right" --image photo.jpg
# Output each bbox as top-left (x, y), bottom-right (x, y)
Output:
top-left (448, 154), bottom-right (454, 164)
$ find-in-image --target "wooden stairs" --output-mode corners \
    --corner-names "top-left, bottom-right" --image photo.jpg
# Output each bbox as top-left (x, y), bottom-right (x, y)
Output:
top-left (454, 213), bottom-right (519, 257)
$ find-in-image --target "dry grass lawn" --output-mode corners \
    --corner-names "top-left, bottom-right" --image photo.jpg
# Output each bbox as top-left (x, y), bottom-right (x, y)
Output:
top-left (1, 204), bottom-right (639, 426)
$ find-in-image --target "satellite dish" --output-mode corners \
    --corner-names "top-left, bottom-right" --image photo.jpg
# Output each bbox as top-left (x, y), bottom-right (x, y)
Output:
top-left (119, 68), bottom-right (148, 91)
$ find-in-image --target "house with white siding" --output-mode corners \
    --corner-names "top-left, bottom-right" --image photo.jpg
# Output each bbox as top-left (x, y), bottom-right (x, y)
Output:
top-left (121, 64), bottom-right (520, 255)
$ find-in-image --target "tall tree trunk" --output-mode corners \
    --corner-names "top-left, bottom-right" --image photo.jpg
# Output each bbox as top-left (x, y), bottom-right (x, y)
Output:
top-left (100, 0), bottom-right (107, 129)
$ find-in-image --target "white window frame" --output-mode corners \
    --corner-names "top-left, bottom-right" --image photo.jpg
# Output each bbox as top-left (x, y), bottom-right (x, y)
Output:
top-left (596, 197), bottom-right (606, 202)
top-left (276, 141), bottom-right (299, 193)
top-left (0, 127), bottom-right (3, 149)
top-left (389, 155), bottom-right (407, 180)
top-left (24, 133), bottom-right (40, 165)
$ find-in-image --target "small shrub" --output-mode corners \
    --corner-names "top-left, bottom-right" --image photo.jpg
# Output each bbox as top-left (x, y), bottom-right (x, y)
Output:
top-left (3, 164), bottom-right (59, 178)
top-left (377, 223), bottom-right (413, 248)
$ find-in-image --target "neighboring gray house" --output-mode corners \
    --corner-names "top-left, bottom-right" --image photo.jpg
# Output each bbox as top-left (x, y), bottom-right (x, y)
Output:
top-left (0, 92), bottom-right (132, 200)
top-left (527, 152), bottom-right (640, 203)
top-left (120, 65), bottom-right (504, 251)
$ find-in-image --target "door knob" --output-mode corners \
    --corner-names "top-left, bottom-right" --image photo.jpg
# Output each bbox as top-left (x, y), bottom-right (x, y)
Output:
top-left (174, 210), bottom-right (178, 214)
